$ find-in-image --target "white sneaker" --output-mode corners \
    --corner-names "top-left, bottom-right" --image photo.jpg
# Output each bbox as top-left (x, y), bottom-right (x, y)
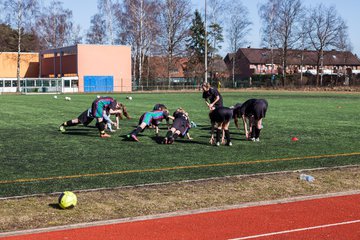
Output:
top-left (227, 142), bottom-right (232, 146)
top-left (216, 142), bottom-right (220, 146)
top-left (250, 138), bottom-right (255, 141)
top-left (255, 138), bottom-right (260, 142)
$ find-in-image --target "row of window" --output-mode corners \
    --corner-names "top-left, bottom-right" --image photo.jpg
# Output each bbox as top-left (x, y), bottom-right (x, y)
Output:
top-left (0, 79), bottom-right (79, 88)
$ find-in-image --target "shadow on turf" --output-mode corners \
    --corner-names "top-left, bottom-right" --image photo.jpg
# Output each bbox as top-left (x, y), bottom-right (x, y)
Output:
top-left (61, 130), bottom-right (95, 137)
top-left (48, 203), bottom-right (62, 210)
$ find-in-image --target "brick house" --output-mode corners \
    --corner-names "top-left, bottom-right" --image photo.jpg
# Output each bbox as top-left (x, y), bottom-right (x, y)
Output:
top-left (224, 48), bottom-right (360, 79)
top-left (145, 55), bottom-right (229, 86)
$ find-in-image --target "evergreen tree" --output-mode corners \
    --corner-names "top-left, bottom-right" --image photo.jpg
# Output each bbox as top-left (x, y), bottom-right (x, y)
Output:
top-left (0, 23), bottom-right (17, 51)
top-left (186, 10), bottom-right (209, 80)
top-left (187, 10), bottom-right (206, 64)
top-left (0, 23), bottom-right (38, 52)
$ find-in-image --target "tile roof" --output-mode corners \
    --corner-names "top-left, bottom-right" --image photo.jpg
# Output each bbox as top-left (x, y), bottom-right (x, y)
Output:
top-left (238, 48), bottom-right (360, 66)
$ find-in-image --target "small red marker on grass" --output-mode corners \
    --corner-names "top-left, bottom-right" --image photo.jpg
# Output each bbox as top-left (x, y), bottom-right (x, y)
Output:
top-left (291, 137), bottom-right (299, 141)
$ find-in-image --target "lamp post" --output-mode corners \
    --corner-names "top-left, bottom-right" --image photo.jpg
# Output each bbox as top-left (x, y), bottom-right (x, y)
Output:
top-left (204, 0), bottom-right (208, 83)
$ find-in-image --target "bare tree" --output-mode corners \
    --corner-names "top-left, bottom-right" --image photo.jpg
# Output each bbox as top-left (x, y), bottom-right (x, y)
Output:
top-left (226, 1), bottom-right (251, 86)
top-left (259, 0), bottom-right (279, 76)
top-left (158, 0), bottom-right (191, 87)
top-left (36, 0), bottom-right (80, 49)
top-left (207, 0), bottom-right (227, 54)
top-left (3, 0), bottom-right (38, 92)
top-left (86, 14), bottom-right (107, 44)
top-left (117, 0), bottom-right (160, 88)
top-left (0, 0), bottom-right (4, 22)
top-left (306, 4), bottom-right (349, 86)
top-left (259, 0), bottom-right (304, 84)
top-left (97, 0), bottom-right (117, 45)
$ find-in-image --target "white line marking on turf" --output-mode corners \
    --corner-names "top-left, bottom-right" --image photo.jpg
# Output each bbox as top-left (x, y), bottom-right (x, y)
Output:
top-left (228, 219), bottom-right (360, 240)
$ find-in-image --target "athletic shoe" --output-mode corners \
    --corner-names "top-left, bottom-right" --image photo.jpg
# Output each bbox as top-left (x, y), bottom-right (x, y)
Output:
top-left (216, 142), bottom-right (220, 146)
top-left (249, 137), bottom-right (256, 142)
top-left (100, 133), bottom-right (111, 138)
top-left (59, 125), bottom-right (66, 133)
top-left (131, 134), bottom-right (139, 142)
top-left (226, 142), bottom-right (232, 146)
top-left (167, 137), bottom-right (174, 144)
top-left (255, 138), bottom-right (260, 142)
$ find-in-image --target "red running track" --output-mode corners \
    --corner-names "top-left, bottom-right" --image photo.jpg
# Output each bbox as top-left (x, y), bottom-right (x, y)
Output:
top-left (2, 193), bottom-right (360, 240)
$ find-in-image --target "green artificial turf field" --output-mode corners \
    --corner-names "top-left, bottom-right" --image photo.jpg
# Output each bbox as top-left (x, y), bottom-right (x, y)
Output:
top-left (0, 91), bottom-right (359, 197)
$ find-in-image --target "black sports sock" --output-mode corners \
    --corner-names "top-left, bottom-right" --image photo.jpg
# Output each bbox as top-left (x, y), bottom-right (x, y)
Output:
top-left (132, 126), bottom-right (143, 136)
top-left (216, 129), bottom-right (221, 143)
top-left (173, 133), bottom-right (179, 140)
top-left (166, 131), bottom-right (173, 139)
top-left (255, 128), bottom-right (261, 138)
top-left (225, 130), bottom-right (231, 143)
top-left (97, 121), bottom-right (105, 131)
top-left (251, 126), bottom-right (256, 138)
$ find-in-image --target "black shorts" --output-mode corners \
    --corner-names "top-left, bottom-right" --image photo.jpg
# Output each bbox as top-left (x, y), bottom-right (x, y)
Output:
top-left (210, 107), bottom-right (233, 123)
top-left (252, 100), bottom-right (268, 120)
top-left (78, 109), bottom-right (94, 126)
top-left (172, 118), bottom-right (189, 136)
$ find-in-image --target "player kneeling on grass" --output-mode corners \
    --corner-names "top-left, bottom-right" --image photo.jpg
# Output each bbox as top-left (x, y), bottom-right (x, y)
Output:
top-left (128, 109), bottom-right (174, 142)
top-left (163, 108), bottom-right (193, 144)
top-left (232, 99), bottom-right (268, 141)
top-left (209, 107), bottom-right (233, 146)
top-left (59, 97), bottom-right (122, 138)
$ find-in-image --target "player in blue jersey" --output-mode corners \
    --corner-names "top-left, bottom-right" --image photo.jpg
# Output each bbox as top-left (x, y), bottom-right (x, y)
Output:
top-left (128, 109), bottom-right (174, 142)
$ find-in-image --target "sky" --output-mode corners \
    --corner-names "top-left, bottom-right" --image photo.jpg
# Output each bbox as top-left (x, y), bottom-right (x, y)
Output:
top-left (61, 0), bottom-right (360, 57)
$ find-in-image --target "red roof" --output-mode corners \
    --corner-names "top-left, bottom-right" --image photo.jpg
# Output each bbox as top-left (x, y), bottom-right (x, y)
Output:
top-left (238, 48), bottom-right (360, 66)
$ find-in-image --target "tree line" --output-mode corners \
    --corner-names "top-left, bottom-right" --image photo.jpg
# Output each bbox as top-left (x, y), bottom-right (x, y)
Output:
top-left (0, 0), bottom-right (352, 91)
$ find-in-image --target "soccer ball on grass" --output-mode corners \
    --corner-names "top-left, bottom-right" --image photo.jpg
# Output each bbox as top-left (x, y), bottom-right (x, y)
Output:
top-left (58, 191), bottom-right (77, 209)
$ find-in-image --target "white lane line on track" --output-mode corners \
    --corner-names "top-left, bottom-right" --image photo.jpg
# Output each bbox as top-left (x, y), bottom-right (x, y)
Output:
top-left (228, 219), bottom-right (360, 240)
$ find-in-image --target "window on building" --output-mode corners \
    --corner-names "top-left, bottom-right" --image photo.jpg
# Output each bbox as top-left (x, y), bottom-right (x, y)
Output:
top-left (27, 80), bottom-right (35, 87)
top-left (5, 80), bottom-right (11, 87)
top-left (64, 80), bottom-right (70, 87)
top-left (71, 80), bottom-right (78, 87)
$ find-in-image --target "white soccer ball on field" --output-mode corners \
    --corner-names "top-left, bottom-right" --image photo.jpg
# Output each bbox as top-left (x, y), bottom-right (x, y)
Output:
top-left (128, 96), bottom-right (132, 100)
top-left (53, 95), bottom-right (58, 99)
top-left (97, 95), bottom-right (101, 98)
top-left (65, 97), bottom-right (71, 101)
top-left (126, 96), bottom-right (132, 100)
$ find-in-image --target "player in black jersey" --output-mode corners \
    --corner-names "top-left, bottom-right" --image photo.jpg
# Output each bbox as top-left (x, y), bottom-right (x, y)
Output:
top-left (232, 99), bottom-right (268, 141)
top-left (202, 82), bottom-right (223, 110)
top-left (163, 108), bottom-right (192, 144)
top-left (209, 107), bottom-right (233, 146)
